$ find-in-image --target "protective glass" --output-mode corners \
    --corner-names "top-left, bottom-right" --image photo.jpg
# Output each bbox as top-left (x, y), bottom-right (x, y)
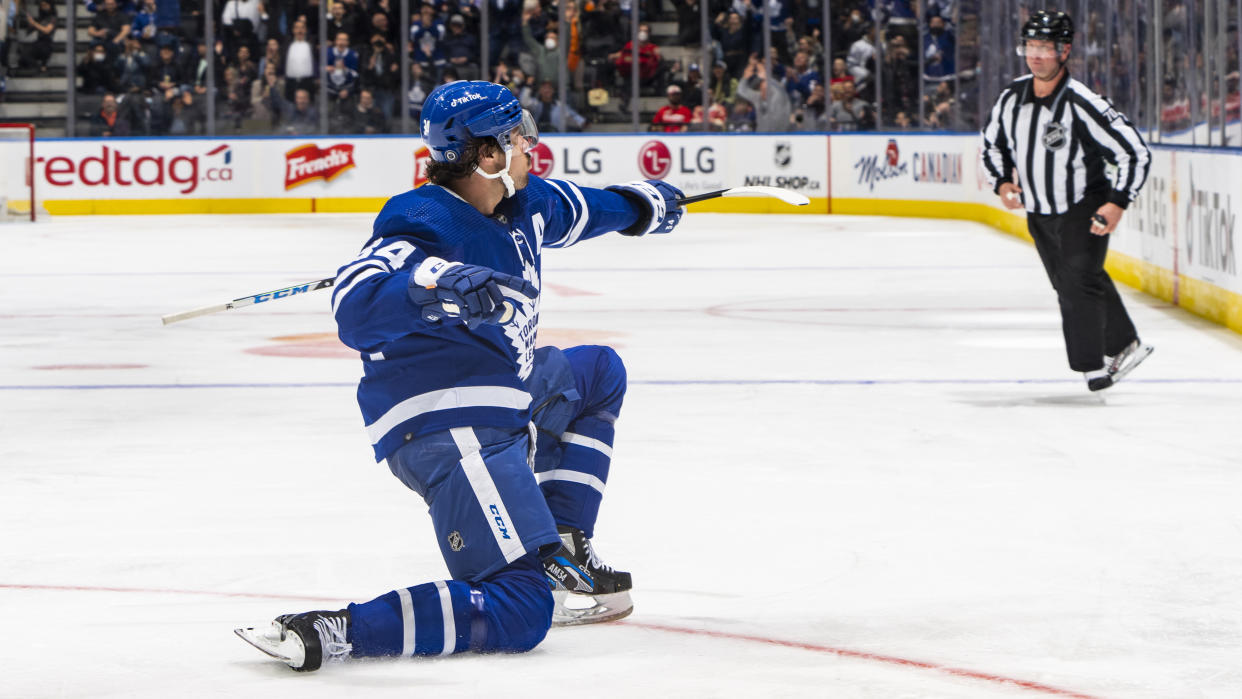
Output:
top-left (1016, 42), bottom-right (1063, 59)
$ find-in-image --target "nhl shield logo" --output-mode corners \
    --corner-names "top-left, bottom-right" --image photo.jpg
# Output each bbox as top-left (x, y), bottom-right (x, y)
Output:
top-left (448, 531), bottom-right (464, 551)
top-left (1043, 122), bottom-right (1068, 150)
top-left (774, 142), bottom-right (792, 168)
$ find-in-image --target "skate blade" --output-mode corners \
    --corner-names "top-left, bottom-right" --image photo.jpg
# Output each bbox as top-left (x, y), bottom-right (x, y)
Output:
top-left (552, 590), bottom-right (633, 627)
top-left (1111, 345), bottom-right (1154, 383)
top-left (235, 623), bottom-right (306, 668)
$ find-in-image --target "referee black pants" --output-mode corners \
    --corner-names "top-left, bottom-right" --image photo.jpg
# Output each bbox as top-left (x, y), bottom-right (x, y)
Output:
top-left (1026, 196), bottom-right (1138, 372)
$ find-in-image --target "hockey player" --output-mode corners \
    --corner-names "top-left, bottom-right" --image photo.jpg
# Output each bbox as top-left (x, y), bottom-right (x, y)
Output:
top-left (236, 80), bottom-right (685, 671)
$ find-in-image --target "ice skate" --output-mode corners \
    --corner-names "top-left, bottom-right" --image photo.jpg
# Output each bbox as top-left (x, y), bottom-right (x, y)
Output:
top-left (1090, 341), bottom-right (1154, 391)
top-left (1085, 368), bottom-right (1113, 392)
top-left (543, 525), bottom-right (633, 626)
top-left (235, 609), bottom-right (351, 672)
top-left (1107, 340), bottom-right (1154, 382)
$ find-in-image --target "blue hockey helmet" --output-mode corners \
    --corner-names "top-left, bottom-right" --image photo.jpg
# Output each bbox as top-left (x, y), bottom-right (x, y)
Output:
top-left (420, 81), bottom-right (539, 164)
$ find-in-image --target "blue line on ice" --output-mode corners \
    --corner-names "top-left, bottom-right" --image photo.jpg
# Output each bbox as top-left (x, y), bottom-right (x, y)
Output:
top-left (1, 378), bottom-right (1237, 390)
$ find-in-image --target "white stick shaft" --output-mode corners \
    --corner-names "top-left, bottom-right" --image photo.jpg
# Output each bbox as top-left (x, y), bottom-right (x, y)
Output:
top-left (161, 302), bottom-right (233, 325)
top-left (674, 186), bottom-right (809, 207)
top-left (161, 278), bottom-right (335, 325)
top-left (717, 186), bottom-right (811, 206)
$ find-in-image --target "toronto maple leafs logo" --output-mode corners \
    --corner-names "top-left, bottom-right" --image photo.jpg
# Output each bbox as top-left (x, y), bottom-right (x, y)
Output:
top-left (500, 216), bottom-right (544, 380)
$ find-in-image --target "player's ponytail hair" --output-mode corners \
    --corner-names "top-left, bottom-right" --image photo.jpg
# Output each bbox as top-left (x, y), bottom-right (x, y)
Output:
top-left (425, 137), bottom-right (502, 185)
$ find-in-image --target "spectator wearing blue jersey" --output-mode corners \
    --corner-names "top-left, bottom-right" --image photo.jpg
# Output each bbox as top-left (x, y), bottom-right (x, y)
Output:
top-left (325, 30), bottom-right (358, 71)
top-left (130, 0), bottom-right (159, 45)
top-left (785, 48), bottom-right (820, 107)
top-left (325, 56), bottom-right (359, 104)
top-left (923, 14), bottom-right (956, 81)
top-left (410, 5), bottom-right (446, 77)
top-left (237, 79), bottom-right (685, 673)
top-left (408, 2), bottom-right (444, 46)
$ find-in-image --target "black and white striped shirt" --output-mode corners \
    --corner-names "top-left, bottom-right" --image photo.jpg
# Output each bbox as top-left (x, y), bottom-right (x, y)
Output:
top-left (980, 72), bottom-right (1151, 216)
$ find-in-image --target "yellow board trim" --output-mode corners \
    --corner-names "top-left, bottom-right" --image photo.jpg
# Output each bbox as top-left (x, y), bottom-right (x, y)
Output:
top-left (685, 196), bottom-right (829, 214)
top-left (832, 197), bottom-right (1242, 335)
top-left (40, 197), bottom-right (394, 215)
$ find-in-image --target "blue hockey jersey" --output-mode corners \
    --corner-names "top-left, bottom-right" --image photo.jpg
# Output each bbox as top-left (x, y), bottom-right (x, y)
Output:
top-left (332, 176), bottom-right (643, 461)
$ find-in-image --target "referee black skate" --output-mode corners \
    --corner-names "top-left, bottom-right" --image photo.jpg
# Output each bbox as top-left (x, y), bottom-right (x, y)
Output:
top-left (981, 10), bottom-right (1154, 391)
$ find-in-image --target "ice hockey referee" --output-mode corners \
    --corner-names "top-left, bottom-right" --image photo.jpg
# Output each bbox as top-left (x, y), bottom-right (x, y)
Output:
top-left (980, 9), bottom-right (1154, 391)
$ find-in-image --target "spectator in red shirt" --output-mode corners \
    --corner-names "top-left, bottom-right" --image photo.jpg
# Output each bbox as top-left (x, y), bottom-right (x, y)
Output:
top-left (652, 84), bottom-right (691, 132)
top-left (610, 22), bottom-right (660, 86)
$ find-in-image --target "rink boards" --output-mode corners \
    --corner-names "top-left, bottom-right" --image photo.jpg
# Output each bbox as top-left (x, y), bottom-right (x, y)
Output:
top-left (828, 135), bottom-right (1241, 335)
top-left (24, 132), bottom-right (1241, 334)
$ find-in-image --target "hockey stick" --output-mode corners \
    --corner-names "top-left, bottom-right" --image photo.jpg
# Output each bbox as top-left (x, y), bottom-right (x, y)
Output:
top-left (674, 185), bottom-right (810, 207)
top-left (161, 278), bottom-right (335, 325)
top-left (160, 186), bottom-right (807, 325)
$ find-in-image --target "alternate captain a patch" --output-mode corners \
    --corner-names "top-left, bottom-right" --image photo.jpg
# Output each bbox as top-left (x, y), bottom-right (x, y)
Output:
top-left (1043, 122), bottom-right (1068, 150)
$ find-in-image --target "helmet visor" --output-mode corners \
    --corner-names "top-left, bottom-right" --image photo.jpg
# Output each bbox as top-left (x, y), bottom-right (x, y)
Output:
top-left (518, 109), bottom-right (539, 151)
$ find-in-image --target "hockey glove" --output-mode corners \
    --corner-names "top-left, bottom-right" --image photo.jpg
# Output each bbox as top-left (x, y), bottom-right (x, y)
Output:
top-left (408, 257), bottom-right (537, 330)
top-left (606, 180), bottom-right (685, 236)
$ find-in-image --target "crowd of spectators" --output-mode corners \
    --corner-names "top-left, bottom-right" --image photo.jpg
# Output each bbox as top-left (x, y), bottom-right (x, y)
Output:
top-left (50, 0), bottom-right (413, 135)
top-left (0, 0), bottom-right (979, 136)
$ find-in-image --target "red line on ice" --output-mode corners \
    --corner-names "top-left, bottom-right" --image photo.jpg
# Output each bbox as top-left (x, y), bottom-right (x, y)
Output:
top-left (620, 620), bottom-right (1099, 699)
top-left (1, 583), bottom-right (1099, 697)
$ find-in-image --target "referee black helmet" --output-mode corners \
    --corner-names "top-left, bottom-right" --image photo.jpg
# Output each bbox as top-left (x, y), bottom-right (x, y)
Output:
top-left (1020, 10), bottom-right (1074, 45)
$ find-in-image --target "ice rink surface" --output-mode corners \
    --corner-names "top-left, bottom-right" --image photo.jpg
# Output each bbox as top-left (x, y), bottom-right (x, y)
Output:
top-left (1, 211), bottom-right (1240, 699)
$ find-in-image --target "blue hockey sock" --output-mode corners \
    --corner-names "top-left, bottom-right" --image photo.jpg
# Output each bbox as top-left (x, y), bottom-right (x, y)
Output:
top-left (346, 553), bottom-right (553, 657)
top-left (538, 413), bottom-right (614, 538)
